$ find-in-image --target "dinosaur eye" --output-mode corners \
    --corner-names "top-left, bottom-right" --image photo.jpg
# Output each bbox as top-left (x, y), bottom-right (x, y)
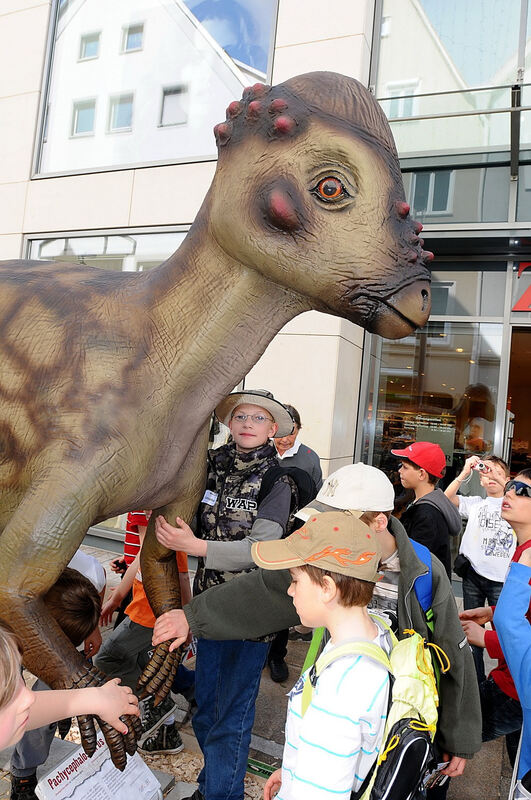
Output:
top-left (312, 177), bottom-right (349, 202)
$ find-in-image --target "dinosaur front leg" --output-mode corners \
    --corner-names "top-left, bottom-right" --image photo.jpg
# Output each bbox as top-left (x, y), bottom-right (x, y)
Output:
top-left (0, 484), bottom-right (141, 770)
top-left (138, 424), bottom-right (209, 701)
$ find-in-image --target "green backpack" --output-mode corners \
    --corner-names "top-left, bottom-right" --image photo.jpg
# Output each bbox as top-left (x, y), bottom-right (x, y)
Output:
top-left (301, 618), bottom-right (450, 800)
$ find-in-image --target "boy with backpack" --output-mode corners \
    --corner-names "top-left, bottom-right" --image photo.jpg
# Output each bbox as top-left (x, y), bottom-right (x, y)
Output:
top-left (391, 442), bottom-right (462, 579)
top-left (152, 463), bottom-right (482, 799)
top-left (251, 510), bottom-right (392, 800)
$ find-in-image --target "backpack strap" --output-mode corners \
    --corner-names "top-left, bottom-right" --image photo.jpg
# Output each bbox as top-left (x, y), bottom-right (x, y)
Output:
top-left (301, 640), bottom-right (392, 717)
top-left (409, 539), bottom-right (434, 634)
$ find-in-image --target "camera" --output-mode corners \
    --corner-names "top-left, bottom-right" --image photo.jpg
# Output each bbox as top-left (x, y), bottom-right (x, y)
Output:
top-left (474, 461), bottom-right (489, 473)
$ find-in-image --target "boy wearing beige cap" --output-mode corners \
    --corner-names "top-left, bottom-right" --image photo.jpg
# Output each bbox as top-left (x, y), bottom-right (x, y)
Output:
top-left (252, 511), bottom-right (391, 800)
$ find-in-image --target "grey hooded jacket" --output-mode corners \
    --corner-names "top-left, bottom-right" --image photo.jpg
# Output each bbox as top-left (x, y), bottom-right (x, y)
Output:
top-left (401, 488), bottom-right (463, 578)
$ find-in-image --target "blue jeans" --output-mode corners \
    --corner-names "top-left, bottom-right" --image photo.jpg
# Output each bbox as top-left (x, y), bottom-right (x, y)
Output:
top-left (462, 566), bottom-right (504, 683)
top-left (193, 638), bottom-right (269, 800)
top-left (480, 676), bottom-right (522, 764)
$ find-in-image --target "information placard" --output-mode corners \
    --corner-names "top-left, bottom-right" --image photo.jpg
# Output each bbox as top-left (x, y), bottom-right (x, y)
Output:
top-left (36, 735), bottom-right (161, 800)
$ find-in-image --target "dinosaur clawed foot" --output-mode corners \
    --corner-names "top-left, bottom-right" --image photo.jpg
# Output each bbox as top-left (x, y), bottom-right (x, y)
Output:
top-left (137, 641), bottom-right (182, 703)
top-left (61, 662), bottom-right (142, 770)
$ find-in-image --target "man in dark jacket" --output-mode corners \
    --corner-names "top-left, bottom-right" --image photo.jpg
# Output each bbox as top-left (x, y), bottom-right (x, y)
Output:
top-left (153, 463), bottom-right (481, 800)
top-left (392, 442), bottom-right (462, 578)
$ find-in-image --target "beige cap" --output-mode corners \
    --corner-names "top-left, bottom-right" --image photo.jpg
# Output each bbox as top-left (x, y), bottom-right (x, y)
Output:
top-left (252, 511), bottom-right (382, 582)
top-left (215, 390), bottom-right (294, 438)
top-left (296, 463), bottom-right (395, 521)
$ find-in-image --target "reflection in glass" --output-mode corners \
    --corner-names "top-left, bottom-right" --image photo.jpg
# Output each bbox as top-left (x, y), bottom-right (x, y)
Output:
top-left (361, 321), bottom-right (503, 497)
top-left (71, 99), bottom-right (96, 136)
top-left (79, 32), bottom-right (100, 60)
top-left (375, 0), bottom-right (522, 157)
top-left (122, 23), bottom-right (144, 52)
top-left (429, 264), bottom-right (506, 317)
top-left (183, 0), bottom-right (276, 74)
top-left (511, 262), bottom-right (531, 321)
top-left (377, 1), bottom-right (520, 98)
top-left (403, 166), bottom-right (509, 223)
top-left (28, 230), bottom-right (187, 273)
top-left (108, 95), bottom-right (133, 132)
top-left (38, 0), bottom-right (278, 174)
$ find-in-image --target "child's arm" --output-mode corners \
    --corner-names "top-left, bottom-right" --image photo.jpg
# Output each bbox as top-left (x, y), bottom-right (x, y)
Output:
top-left (100, 555), bottom-right (139, 626)
top-left (444, 455), bottom-right (479, 505)
top-left (100, 526), bottom-right (148, 626)
top-left (27, 679), bottom-right (139, 735)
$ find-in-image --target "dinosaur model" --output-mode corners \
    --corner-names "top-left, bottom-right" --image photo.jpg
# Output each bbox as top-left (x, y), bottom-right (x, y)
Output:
top-left (0, 71), bottom-right (432, 769)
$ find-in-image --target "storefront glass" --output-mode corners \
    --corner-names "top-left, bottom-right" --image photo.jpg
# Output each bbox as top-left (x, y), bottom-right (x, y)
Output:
top-left (374, 0), bottom-right (523, 159)
top-left (37, 0), bottom-right (278, 174)
top-left (361, 320), bottom-right (504, 494)
top-left (402, 167), bottom-right (510, 224)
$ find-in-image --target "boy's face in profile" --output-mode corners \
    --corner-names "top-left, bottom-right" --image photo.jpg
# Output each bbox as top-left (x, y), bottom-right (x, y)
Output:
top-left (287, 567), bottom-right (326, 628)
top-left (397, 460), bottom-right (422, 490)
top-left (502, 473), bottom-right (531, 528)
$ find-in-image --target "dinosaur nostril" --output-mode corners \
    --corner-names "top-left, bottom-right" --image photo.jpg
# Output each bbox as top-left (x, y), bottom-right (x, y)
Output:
top-left (421, 289), bottom-right (429, 311)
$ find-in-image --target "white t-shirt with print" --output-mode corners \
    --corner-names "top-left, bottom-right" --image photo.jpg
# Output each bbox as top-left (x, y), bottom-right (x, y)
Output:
top-left (458, 495), bottom-right (516, 582)
top-left (279, 620), bottom-right (391, 800)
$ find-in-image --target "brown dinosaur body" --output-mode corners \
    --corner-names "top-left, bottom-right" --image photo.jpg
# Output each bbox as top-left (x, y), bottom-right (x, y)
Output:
top-left (0, 72), bottom-right (432, 768)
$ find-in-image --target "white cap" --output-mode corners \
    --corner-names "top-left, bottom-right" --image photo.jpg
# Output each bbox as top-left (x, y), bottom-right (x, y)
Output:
top-left (296, 463), bottom-right (395, 521)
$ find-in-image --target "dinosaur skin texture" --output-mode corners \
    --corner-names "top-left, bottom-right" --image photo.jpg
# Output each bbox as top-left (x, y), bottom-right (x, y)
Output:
top-left (0, 71), bottom-right (432, 769)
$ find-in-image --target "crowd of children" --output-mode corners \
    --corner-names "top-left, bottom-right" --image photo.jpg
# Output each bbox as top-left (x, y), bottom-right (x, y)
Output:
top-left (1, 398), bottom-right (529, 800)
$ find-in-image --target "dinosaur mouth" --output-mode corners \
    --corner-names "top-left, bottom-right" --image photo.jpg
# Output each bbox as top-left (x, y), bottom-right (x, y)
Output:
top-left (350, 279), bottom-right (432, 339)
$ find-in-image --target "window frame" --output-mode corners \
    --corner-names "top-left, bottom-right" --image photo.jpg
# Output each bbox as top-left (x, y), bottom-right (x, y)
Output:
top-left (121, 23), bottom-right (144, 54)
top-left (71, 98), bottom-right (96, 137)
top-left (159, 85), bottom-right (188, 127)
top-left (409, 169), bottom-right (456, 216)
top-left (107, 93), bottom-right (134, 134)
top-left (78, 31), bottom-right (101, 61)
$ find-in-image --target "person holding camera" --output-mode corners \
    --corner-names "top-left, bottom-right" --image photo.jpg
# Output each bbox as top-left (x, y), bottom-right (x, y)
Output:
top-left (445, 455), bottom-right (516, 682)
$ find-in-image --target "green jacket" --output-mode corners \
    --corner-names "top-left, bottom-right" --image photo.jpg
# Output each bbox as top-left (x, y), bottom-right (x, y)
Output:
top-left (184, 516), bottom-right (482, 760)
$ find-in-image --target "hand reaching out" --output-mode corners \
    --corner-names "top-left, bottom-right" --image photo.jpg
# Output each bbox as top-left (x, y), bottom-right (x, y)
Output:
top-left (152, 609), bottom-right (190, 652)
top-left (94, 679), bottom-right (139, 734)
top-left (155, 515), bottom-right (207, 557)
top-left (459, 606), bottom-right (493, 626)
top-left (461, 619), bottom-right (486, 647)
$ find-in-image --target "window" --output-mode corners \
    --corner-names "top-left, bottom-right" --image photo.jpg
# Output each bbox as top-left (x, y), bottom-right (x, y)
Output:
top-left (160, 86), bottom-right (188, 126)
top-left (71, 99), bottom-right (96, 136)
top-left (410, 171), bottom-right (454, 215)
top-left (36, 0), bottom-right (279, 173)
top-left (386, 81), bottom-right (419, 119)
top-left (79, 32), bottom-right (100, 60)
top-left (122, 23), bottom-right (143, 53)
top-left (108, 94), bottom-right (133, 132)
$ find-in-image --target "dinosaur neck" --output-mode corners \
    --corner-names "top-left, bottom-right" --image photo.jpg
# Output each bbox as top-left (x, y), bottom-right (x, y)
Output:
top-left (146, 202), bottom-right (311, 409)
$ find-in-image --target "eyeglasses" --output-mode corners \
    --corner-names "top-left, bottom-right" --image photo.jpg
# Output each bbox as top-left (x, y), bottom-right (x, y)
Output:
top-left (504, 479), bottom-right (531, 498)
top-left (231, 413), bottom-right (274, 425)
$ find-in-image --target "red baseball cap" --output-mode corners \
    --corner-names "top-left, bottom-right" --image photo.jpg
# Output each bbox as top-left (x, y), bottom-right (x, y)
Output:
top-left (391, 441), bottom-right (446, 478)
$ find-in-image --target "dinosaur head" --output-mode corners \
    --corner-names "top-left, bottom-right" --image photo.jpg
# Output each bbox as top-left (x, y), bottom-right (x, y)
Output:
top-left (209, 71), bottom-right (431, 339)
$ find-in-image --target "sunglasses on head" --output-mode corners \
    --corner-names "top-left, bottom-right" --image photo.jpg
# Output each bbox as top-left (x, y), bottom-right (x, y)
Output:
top-left (504, 479), bottom-right (531, 498)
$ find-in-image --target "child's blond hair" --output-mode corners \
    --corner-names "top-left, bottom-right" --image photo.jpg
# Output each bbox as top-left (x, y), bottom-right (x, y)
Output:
top-left (0, 623), bottom-right (22, 710)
